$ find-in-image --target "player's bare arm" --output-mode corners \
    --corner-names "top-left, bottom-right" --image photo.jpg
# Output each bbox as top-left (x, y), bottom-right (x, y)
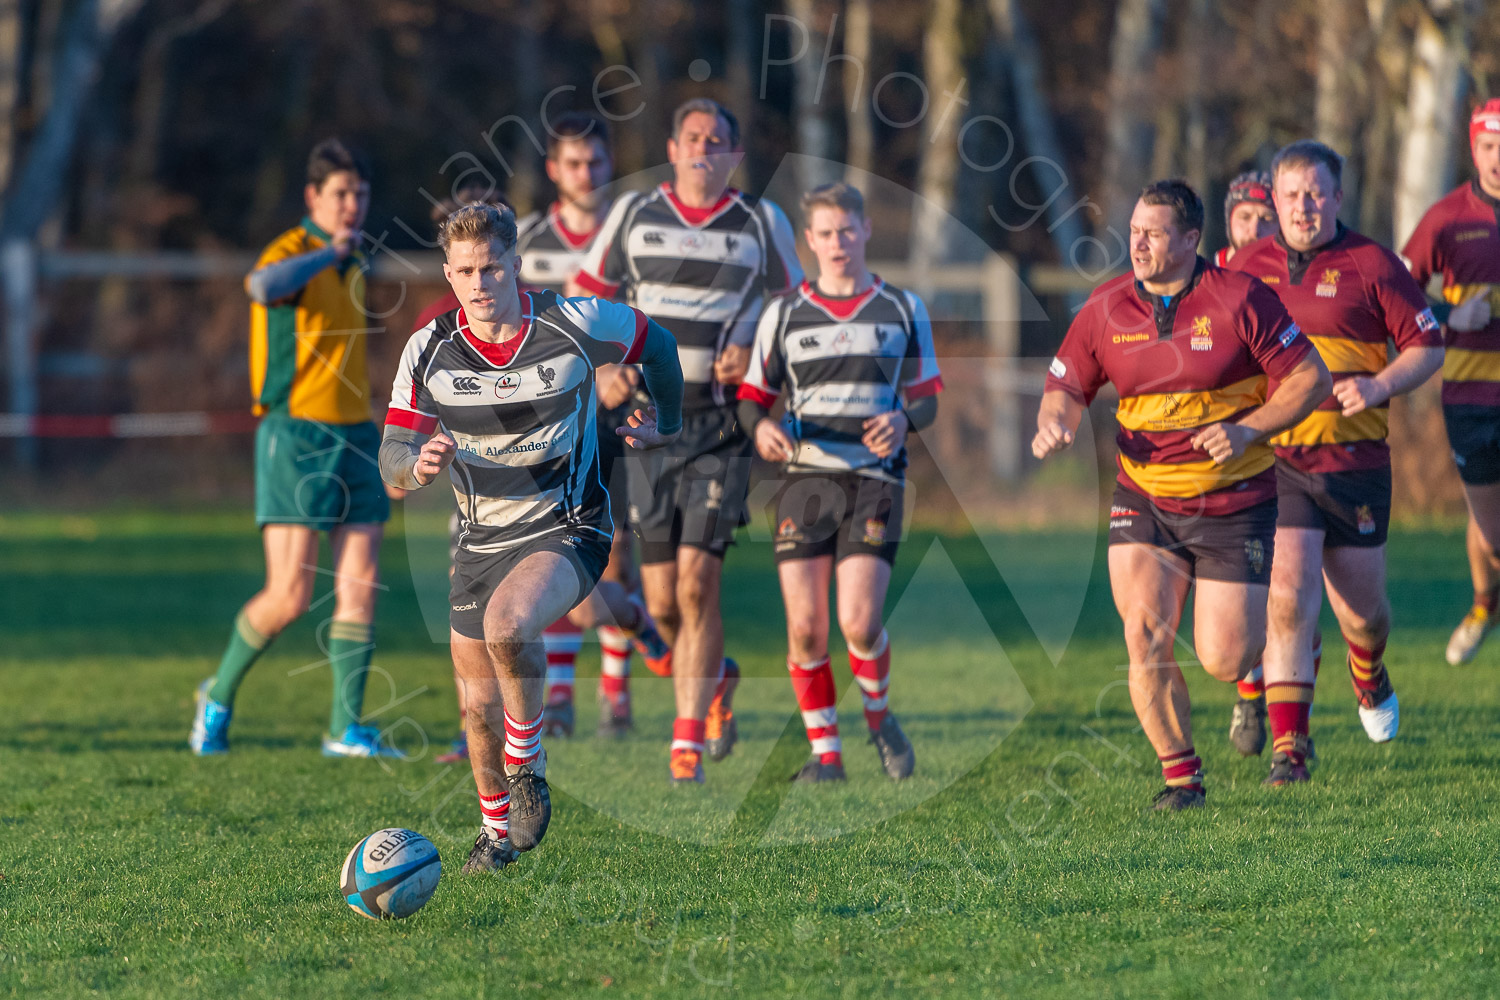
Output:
top-left (1334, 345), bottom-right (1444, 416)
top-left (1190, 354), bottom-right (1331, 464)
top-left (1033, 390), bottom-right (1085, 460)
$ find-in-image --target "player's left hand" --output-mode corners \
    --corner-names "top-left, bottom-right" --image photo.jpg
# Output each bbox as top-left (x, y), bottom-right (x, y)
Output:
top-left (617, 405), bottom-right (679, 450)
top-left (1190, 422), bottom-right (1256, 465)
top-left (862, 410), bottom-right (910, 459)
top-left (1333, 375), bottom-right (1389, 416)
top-left (714, 344), bottom-right (751, 385)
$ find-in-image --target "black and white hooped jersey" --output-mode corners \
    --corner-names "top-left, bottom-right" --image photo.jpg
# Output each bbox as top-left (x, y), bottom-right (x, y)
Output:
top-left (516, 202), bottom-right (601, 294)
top-left (739, 278), bottom-right (944, 481)
top-left (386, 289), bottom-right (648, 552)
top-left (575, 183), bottom-right (803, 411)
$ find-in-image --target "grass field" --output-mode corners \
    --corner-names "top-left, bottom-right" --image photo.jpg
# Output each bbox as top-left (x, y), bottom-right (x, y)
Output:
top-left (5, 506), bottom-right (1500, 998)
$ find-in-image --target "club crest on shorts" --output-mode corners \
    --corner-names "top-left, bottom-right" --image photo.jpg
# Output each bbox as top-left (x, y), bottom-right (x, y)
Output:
top-left (705, 479), bottom-right (724, 511)
top-left (1356, 504), bottom-right (1376, 535)
top-left (1317, 268), bottom-right (1340, 298)
top-left (495, 372), bottom-right (522, 399)
top-left (863, 518), bottom-right (887, 546)
top-left (1245, 537), bottom-right (1265, 575)
top-left (1189, 315), bottom-right (1213, 352)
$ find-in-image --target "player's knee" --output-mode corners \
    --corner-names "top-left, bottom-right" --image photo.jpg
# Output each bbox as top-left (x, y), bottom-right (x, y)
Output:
top-left (786, 616), bottom-right (826, 660)
top-left (838, 614), bottom-right (883, 655)
top-left (1200, 648), bottom-right (1249, 684)
top-left (262, 587), bottom-right (312, 631)
top-left (484, 625), bottom-right (532, 673)
top-left (675, 572), bottom-right (717, 621)
top-left (1343, 603), bottom-right (1391, 645)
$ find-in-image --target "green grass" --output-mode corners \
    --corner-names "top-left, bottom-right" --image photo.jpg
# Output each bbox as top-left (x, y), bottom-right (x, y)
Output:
top-left (4, 507), bottom-right (1500, 998)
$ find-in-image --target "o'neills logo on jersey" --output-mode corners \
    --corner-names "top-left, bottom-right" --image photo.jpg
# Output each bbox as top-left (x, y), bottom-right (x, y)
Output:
top-left (1112, 332), bottom-right (1150, 344)
top-left (1190, 315), bottom-right (1213, 352)
top-left (1317, 268), bottom-right (1340, 298)
top-left (1456, 228), bottom-right (1493, 243)
top-left (495, 372), bottom-right (522, 399)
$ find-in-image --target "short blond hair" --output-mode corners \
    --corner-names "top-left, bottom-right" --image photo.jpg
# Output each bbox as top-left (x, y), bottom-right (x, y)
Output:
top-left (438, 203), bottom-right (518, 256)
top-left (800, 182), bottom-right (865, 224)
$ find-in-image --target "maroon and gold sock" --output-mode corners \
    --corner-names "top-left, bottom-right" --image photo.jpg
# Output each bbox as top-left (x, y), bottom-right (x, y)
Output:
top-left (1159, 748), bottom-right (1203, 792)
top-left (1237, 662), bottom-right (1264, 700)
top-left (1266, 681), bottom-right (1314, 764)
top-left (1345, 633), bottom-right (1389, 700)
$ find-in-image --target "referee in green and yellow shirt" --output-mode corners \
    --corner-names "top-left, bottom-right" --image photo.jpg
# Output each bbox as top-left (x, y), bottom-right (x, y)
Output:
top-left (190, 139), bottom-right (398, 758)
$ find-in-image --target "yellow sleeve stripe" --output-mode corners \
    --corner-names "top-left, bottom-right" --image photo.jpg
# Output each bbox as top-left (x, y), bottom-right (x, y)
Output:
top-left (1444, 348), bottom-right (1500, 384)
top-left (1306, 335), bottom-right (1387, 375)
top-left (1271, 408), bottom-right (1389, 448)
top-left (1115, 375), bottom-right (1267, 433)
top-left (1118, 448), bottom-right (1275, 499)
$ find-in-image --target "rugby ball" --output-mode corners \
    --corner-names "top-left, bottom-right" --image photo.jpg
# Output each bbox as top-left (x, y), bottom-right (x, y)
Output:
top-left (341, 828), bottom-right (441, 919)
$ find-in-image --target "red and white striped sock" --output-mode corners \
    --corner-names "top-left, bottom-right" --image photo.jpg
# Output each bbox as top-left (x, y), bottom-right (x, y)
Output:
top-left (599, 625), bottom-right (631, 700)
top-left (789, 656), bottom-right (841, 765)
top-left (479, 788), bottom-right (509, 841)
top-left (543, 619), bottom-right (582, 705)
top-left (502, 709), bottom-right (543, 770)
top-left (848, 630), bottom-right (891, 732)
top-left (671, 717), bottom-right (705, 756)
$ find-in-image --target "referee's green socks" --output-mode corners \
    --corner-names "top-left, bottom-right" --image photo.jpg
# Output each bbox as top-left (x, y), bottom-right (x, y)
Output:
top-left (328, 620), bottom-right (375, 737)
top-left (208, 607), bottom-right (272, 706)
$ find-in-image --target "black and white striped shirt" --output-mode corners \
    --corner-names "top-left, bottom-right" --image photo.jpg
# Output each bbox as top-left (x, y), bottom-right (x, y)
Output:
top-left (740, 278), bottom-right (943, 482)
top-left (516, 202), bottom-right (601, 294)
top-left (575, 183), bottom-right (803, 411)
top-left (386, 290), bottom-right (648, 552)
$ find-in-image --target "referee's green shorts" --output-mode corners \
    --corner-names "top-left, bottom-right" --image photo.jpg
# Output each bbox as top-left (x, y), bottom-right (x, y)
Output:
top-left (254, 414), bottom-right (390, 528)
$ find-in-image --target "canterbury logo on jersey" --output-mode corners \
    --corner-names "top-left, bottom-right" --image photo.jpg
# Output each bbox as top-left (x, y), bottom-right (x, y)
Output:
top-left (452, 377), bottom-right (483, 394)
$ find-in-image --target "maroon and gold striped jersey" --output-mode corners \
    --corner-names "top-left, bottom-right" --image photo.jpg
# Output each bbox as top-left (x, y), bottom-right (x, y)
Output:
top-left (1401, 181), bottom-right (1500, 407)
top-left (1231, 228), bottom-right (1440, 473)
top-left (1046, 258), bottom-right (1313, 515)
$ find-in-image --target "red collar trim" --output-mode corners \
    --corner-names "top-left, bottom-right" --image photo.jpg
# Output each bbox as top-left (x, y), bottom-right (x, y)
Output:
top-left (661, 182), bottom-right (737, 226)
top-left (457, 293), bottom-right (533, 367)
top-left (549, 202), bottom-right (599, 250)
top-left (802, 277), bottom-right (883, 320)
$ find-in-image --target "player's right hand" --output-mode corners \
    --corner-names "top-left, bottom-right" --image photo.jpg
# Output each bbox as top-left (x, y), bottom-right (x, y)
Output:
top-left (597, 364), bottom-right (641, 410)
top-left (1031, 420), bottom-right (1074, 459)
top-left (414, 432), bottom-right (457, 485)
top-left (753, 417), bottom-right (797, 463)
top-left (331, 225), bottom-right (360, 261)
top-left (1449, 290), bottom-right (1493, 332)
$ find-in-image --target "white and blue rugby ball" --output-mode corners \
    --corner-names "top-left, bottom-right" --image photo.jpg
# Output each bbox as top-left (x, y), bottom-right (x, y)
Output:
top-left (341, 828), bottom-right (441, 920)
